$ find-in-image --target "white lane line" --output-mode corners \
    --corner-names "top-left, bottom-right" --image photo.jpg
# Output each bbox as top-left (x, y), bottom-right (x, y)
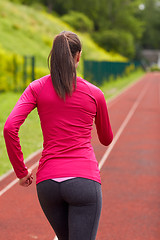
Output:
top-left (53, 236), bottom-right (58, 240)
top-left (107, 74), bottom-right (146, 108)
top-left (0, 149), bottom-right (42, 182)
top-left (0, 161), bottom-right (39, 197)
top-left (52, 79), bottom-right (148, 240)
top-left (0, 169), bottom-right (13, 182)
top-left (0, 178), bottom-right (19, 197)
top-left (99, 83), bottom-right (148, 170)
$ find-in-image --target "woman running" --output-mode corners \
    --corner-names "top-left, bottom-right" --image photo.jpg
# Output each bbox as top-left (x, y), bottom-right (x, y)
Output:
top-left (4, 31), bottom-right (113, 240)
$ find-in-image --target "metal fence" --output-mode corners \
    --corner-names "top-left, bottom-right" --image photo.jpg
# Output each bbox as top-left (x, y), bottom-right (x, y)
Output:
top-left (84, 60), bottom-right (142, 85)
top-left (0, 55), bottom-right (35, 92)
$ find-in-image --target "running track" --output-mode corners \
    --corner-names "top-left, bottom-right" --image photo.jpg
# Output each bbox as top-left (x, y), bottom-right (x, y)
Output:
top-left (0, 72), bottom-right (160, 240)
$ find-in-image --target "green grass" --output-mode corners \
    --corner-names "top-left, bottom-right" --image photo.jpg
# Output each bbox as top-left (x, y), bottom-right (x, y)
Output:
top-left (101, 68), bottom-right (145, 101)
top-left (0, 0), bottom-right (126, 77)
top-left (0, 69), bottom-right (145, 176)
top-left (0, 92), bottom-right (42, 175)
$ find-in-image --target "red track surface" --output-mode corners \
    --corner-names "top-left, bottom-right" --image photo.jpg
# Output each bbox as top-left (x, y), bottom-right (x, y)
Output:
top-left (1, 72), bottom-right (160, 240)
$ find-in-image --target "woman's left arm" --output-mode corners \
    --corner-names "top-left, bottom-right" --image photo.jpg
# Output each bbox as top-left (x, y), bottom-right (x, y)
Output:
top-left (3, 84), bottom-right (37, 180)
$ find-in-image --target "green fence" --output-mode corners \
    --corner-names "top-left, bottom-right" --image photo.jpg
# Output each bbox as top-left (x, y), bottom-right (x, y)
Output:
top-left (84, 60), bottom-right (142, 85)
top-left (0, 54), bottom-right (35, 92)
top-left (23, 56), bottom-right (35, 88)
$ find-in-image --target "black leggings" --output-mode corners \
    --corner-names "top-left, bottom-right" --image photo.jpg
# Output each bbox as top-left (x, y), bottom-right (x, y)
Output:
top-left (36, 178), bottom-right (102, 240)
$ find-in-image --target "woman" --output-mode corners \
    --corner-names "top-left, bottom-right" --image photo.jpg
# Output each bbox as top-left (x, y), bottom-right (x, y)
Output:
top-left (4, 31), bottom-right (113, 240)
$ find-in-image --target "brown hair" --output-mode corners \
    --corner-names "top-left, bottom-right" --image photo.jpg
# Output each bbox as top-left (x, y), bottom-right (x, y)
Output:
top-left (48, 31), bottom-right (82, 99)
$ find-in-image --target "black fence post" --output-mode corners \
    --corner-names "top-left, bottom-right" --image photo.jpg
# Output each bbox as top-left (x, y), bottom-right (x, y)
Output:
top-left (13, 55), bottom-right (18, 91)
top-left (31, 56), bottom-right (35, 81)
top-left (23, 56), bottom-right (27, 89)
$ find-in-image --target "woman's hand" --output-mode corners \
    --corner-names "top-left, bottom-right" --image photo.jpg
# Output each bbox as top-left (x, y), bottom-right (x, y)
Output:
top-left (19, 169), bottom-right (33, 187)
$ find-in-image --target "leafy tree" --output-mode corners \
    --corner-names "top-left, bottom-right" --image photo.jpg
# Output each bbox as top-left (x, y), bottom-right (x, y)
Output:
top-left (62, 11), bottom-right (94, 32)
top-left (140, 0), bottom-right (160, 49)
top-left (9, 0), bottom-right (159, 58)
top-left (93, 30), bottom-right (135, 58)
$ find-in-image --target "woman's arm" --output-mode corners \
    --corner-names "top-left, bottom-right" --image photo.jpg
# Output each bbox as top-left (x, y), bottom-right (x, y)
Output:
top-left (3, 84), bottom-right (37, 179)
top-left (95, 90), bottom-right (113, 146)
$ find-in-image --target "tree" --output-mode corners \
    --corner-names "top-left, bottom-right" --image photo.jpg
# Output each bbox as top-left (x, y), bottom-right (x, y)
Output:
top-left (140, 0), bottom-right (160, 49)
top-left (10, 0), bottom-right (157, 58)
top-left (93, 30), bottom-right (135, 58)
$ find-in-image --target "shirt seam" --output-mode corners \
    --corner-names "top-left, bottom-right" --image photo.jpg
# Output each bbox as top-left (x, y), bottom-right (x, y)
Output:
top-left (79, 78), bottom-right (98, 109)
top-left (31, 75), bottom-right (50, 104)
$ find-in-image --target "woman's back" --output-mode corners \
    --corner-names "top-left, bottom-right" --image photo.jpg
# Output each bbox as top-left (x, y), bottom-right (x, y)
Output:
top-left (27, 74), bottom-right (113, 183)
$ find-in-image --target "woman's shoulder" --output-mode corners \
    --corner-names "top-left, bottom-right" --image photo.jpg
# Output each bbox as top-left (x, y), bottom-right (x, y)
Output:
top-left (29, 74), bottom-right (51, 97)
top-left (77, 77), bottom-right (104, 97)
top-left (30, 74), bottom-right (50, 88)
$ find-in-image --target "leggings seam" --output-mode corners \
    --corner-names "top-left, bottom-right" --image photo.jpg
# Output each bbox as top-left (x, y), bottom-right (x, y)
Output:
top-left (90, 181), bottom-right (98, 240)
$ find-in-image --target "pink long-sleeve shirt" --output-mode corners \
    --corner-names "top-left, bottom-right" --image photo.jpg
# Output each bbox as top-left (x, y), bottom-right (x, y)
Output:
top-left (4, 75), bottom-right (113, 184)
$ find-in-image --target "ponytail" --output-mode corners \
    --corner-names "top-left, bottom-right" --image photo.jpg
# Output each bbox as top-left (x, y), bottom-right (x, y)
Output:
top-left (48, 31), bottom-right (82, 99)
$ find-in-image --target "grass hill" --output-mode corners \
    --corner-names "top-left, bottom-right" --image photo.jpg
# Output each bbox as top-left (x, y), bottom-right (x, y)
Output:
top-left (0, 0), bottom-right (127, 78)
